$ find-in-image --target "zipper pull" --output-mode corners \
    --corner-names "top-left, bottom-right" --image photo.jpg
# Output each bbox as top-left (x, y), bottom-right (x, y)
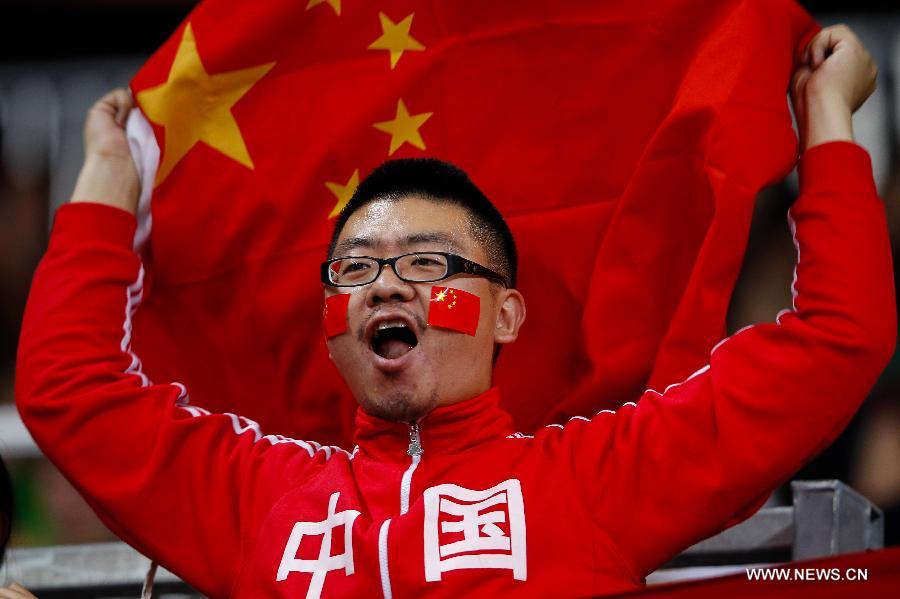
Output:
top-left (407, 422), bottom-right (424, 457)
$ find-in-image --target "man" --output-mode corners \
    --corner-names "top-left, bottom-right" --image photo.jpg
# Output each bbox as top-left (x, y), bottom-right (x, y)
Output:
top-left (15, 25), bottom-right (895, 598)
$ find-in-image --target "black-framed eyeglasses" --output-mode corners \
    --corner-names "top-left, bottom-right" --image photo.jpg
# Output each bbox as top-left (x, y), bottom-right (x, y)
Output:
top-left (321, 252), bottom-right (509, 288)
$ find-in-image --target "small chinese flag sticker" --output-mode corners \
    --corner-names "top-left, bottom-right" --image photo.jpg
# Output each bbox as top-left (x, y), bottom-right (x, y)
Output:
top-left (428, 286), bottom-right (480, 336)
top-left (323, 293), bottom-right (350, 338)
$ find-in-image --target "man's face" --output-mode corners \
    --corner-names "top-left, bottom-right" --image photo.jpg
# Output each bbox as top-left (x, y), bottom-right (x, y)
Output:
top-left (325, 196), bottom-right (522, 422)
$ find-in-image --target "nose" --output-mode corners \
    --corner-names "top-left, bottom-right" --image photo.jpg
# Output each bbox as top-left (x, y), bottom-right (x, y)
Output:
top-left (365, 261), bottom-right (416, 306)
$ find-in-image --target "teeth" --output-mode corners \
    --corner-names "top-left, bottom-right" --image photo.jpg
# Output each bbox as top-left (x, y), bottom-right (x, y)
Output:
top-left (377, 320), bottom-right (409, 331)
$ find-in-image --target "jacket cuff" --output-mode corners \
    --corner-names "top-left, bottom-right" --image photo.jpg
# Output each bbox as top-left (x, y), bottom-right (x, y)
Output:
top-left (798, 141), bottom-right (877, 197)
top-left (50, 203), bottom-right (138, 250)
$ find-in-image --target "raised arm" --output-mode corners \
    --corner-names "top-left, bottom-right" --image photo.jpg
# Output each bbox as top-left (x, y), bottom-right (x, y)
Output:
top-left (15, 91), bottom-right (333, 596)
top-left (561, 26), bottom-right (895, 579)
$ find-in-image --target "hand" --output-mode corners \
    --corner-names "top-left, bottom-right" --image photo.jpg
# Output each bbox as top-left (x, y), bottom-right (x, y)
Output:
top-left (791, 24), bottom-right (877, 151)
top-left (0, 583), bottom-right (37, 599)
top-left (84, 88), bottom-right (135, 161)
top-left (70, 88), bottom-right (141, 215)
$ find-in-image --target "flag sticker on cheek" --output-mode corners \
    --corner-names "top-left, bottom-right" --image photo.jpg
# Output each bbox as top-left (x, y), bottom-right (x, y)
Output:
top-left (428, 286), bottom-right (480, 336)
top-left (323, 294), bottom-right (351, 338)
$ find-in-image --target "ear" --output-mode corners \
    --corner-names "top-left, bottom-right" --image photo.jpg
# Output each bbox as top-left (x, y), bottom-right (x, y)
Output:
top-left (494, 288), bottom-right (526, 345)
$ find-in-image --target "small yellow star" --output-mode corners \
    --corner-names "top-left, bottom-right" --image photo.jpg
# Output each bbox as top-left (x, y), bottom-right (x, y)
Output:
top-left (373, 99), bottom-right (433, 155)
top-left (136, 24), bottom-right (275, 185)
top-left (325, 169), bottom-right (360, 219)
top-left (433, 289), bottom-right (447, 302)
top-left (306, 0), bottom-right (341, 16)
top-left (368, 12), bottom-right (424, 69)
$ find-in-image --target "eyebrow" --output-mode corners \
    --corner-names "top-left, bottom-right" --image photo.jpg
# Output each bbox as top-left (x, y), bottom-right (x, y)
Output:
top-left (333, 237), bottom-right (375, 255)
top-left (334, 231), bottom-right (461, 255)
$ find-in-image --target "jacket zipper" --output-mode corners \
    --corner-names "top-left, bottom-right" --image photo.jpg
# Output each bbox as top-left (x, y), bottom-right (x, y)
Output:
top-left (381, 423), bottom-right (425, 599)
top-left (399, 421), bottom-right (423, 515)
top-left (407, 421), bottom-right (424, 457)
top-left (381, 422), bottom-right (426, 599)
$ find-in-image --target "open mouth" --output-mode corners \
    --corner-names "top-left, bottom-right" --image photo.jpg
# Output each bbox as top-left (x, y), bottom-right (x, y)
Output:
top-left (371, 320), bottom-right (419, 360)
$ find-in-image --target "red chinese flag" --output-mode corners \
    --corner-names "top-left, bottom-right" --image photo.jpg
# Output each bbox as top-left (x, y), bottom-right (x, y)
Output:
top-left (323, 294), bottom-right (350, 339)
top-left (127, 0), bottom-right (817, 445)
top-left (428, 287), bottom-right (480, 336)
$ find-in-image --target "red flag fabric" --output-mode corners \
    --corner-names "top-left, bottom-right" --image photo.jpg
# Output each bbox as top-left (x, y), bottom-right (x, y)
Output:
top-left (128, 0), bottom-right (817, 445)
top-left (613, 548), bottom-right (900, 597)
top-left (427, 286), bottom-right (480, 336)
top-left (323, 293), bottom-right (350, 339)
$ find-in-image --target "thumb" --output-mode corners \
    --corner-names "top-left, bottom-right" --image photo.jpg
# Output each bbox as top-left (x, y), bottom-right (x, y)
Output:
top-left (791, 66), bottom-right (812, 99)
top-left (112, 89), bottom-right (135, 127)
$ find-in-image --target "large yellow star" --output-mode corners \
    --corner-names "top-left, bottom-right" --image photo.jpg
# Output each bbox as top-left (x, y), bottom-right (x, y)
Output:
top-left (368, 12), bottom-right (424, 69)
top-left (306, 0), bottom-right (341, 16)
top-left (136, 24), bottom-right (275, 185)
top-left (326, 169), bottom-right (360, 218)
top-left (373, 99), bottom-right (433, 155)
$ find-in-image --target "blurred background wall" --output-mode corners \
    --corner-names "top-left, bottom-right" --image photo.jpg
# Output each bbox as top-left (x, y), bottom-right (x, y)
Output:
top-left (0, 0), bottom-right (897, 557)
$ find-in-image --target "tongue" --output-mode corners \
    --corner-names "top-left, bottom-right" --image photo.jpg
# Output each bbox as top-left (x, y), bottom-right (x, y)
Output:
top-left (380, 339), bottom-right (413, 360)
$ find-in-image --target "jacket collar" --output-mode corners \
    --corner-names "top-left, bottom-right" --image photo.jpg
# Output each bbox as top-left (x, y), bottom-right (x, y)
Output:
top-left (353, 387), bottom-right (515, 462)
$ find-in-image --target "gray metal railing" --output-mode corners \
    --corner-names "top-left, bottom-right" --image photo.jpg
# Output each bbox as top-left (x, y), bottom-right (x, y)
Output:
top-left (3, 480), bottom-right (884, 596)
top-left (669, 480), bottom-right (882, 563)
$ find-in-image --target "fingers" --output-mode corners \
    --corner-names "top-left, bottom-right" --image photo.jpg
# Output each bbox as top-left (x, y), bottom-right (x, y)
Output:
top-left (809, 28), bottom-right (830, 68)
top-left (93, 88), bottom-right (135, 128)
top-left (805, 24), bottom-right (860, 68)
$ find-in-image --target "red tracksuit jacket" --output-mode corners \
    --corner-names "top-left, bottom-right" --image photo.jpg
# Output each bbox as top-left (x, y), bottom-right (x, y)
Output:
top-left (16, 142), bottom-right (896, 598)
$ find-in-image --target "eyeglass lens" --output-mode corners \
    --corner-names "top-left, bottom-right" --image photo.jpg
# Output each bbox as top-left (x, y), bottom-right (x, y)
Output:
top-left (328, 254), bottom-right (449, 285)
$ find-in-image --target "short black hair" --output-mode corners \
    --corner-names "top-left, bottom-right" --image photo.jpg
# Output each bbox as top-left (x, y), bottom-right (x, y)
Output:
top-left (328, 158), bottom-right (518, 288)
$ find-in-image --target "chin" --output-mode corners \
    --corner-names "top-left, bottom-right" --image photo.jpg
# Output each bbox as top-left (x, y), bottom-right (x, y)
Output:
top-left (359, 385), bottom-right (439, 423)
